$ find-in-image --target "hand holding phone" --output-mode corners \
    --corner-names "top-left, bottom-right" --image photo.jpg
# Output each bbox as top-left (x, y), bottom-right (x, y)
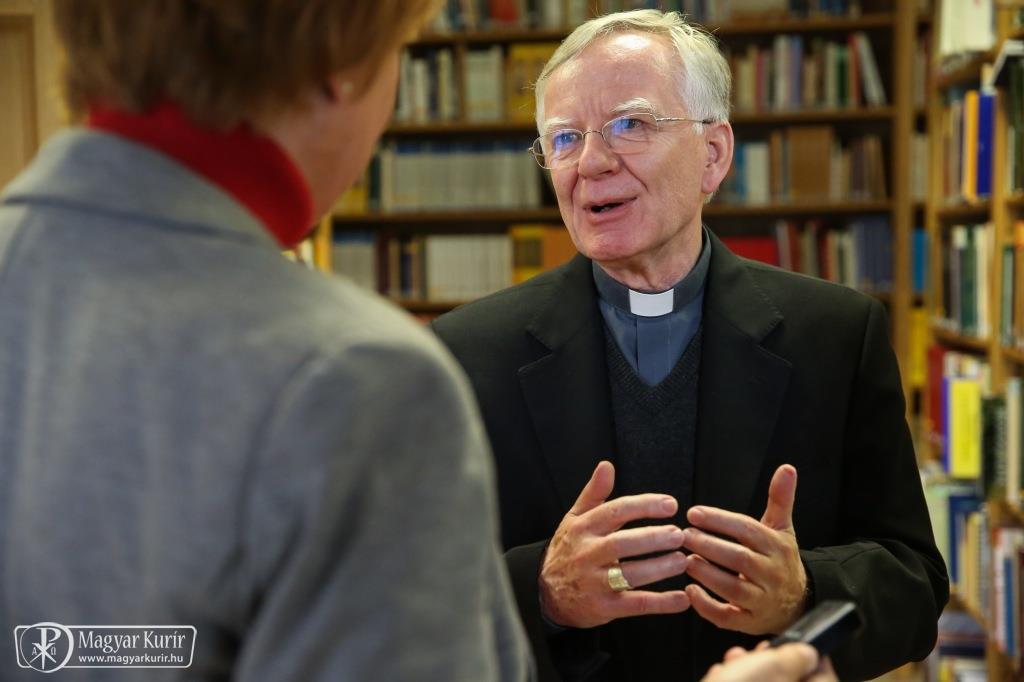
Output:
top-left (769, 600), bottom-right (862, 657)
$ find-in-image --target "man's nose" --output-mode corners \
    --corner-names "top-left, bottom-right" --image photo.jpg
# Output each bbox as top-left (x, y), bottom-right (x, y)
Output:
top-left (576, 130), bottom-right (620, 177)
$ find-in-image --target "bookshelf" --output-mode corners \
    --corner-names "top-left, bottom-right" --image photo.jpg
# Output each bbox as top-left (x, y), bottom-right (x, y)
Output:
top-left (921, 0), bottom-right (1024, 678)
top-left (318, 1), bottom-right (920, 403)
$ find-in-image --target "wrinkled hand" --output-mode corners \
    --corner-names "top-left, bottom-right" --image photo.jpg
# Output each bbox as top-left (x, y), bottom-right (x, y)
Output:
top-left (682, 464), bottom-right (808, 635)
top-left (701, 642), bottom-right (836, 682)
top-left (539, 460), bottom-right (690, 628)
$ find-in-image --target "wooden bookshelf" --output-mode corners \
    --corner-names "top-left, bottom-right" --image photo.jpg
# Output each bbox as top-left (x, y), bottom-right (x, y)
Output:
top-left (729, 107), bottom-right (894, 124)
top-left (333, 208), bottom-right (562, 225)
top-left (1005, 345), bottom-right (1024, 365)
top-left (710, 13), bottom-right (894, 36)
top-left (704, 199), bottom-right (892, 216)
top-left (931, 327), bottom-right (992, 353)
top-left (935, 200), bottom-right (993, 221)
top-left (921, 4), bottom-right (1024, 679)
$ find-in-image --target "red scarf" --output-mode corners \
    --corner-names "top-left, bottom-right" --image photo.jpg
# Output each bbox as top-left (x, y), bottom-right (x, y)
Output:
top-left (88, 102), bottom-right (314, 248)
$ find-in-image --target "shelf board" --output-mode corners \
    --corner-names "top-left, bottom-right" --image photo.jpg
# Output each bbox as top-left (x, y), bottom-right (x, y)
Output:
top-left (730, 107), bottom-right (893, 124)
top-left (947, 590), bottom-right (987, 629)
top-left (1006, 193), bottom-right (1024, 210)
top-left (332, 208), bottom-right (562, 224)
top-left (1005, 345), bottom-right (1024, 365)
top-left (932, 326), bottom-right (991, 352)
top-left (705, 199), bottom-right (891, 216)
top-left (387, 121), bottom-right (536, 135)
top-left (710, 13), bottom-right (894, 36)
top-left (413, 14), bottom-right (893, 45)
top-left (413, 28), bottom-right (568, 46)
top-left (388, 108), bottom-right (893, 134)
top-left (396, 299), bottom-right (463, 314)
top-left (935, 200), bottom-right (992, 220)
top-left (935, 53), bottom-right (989, 89)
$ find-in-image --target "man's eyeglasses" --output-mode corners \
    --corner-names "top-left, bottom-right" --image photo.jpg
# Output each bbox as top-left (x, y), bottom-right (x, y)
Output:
top-left (529, 112), bottom-right (712, 170)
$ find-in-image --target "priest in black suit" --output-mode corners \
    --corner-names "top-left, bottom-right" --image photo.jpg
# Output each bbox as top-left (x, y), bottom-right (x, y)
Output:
top-left (433, 9), bottom-right (947, 682)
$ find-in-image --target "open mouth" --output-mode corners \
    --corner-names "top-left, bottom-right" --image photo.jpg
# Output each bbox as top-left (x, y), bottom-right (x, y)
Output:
top-left (588, 198), bottom-right (632, 213)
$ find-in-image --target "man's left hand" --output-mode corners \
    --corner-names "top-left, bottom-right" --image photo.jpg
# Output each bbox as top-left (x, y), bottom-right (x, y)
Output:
top-left (681, 464), bottom-right (808, 635)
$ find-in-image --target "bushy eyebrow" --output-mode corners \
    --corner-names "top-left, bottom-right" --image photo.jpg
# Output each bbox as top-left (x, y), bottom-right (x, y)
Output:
top-left (539, 98), bottom-right (661, 135)
top-left (610, 98), bottom-right (659, 115)
top-left (539, 117), bottom-right (574, 136)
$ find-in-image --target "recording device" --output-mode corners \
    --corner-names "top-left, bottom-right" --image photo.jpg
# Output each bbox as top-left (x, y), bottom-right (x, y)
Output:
top-left (769, 600), bottom-right (862, 656)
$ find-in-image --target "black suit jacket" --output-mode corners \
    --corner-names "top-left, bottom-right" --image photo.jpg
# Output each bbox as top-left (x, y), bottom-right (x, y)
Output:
top-left (433, 234), bottom-right (948, 681)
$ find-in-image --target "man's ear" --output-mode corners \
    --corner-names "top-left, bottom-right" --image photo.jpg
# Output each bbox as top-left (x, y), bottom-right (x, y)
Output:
top-left (701, 120), bottom-right (734, 195)
top-left (322, 75), bottom-right (356, 104)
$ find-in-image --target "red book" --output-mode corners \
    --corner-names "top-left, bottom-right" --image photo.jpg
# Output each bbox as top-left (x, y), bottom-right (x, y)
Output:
top-left (721, 235), bottom-right (780, 266)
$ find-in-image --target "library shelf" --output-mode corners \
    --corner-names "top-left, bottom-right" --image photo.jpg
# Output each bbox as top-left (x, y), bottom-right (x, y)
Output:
top-left (710, 13), bottom-right (894, 37)
top-left (947, 590), bottom-right (987, 632)
top-left (992, 498), bottom-right (1024, 527)
top-left (729, 107), bottom-right (894, 124)
top-left (1005, 345), bottom-right (1024, 365)
top-left (931, 327), bottom-right (991, 353)
top-left (387, 121), bottom-right (536, 135)
top-left (704, 200), bottom-right (891, 216)
top-left (396, 300), bottom-right (464, 314)
top-left (412, 14), bottom-right (895, 46)
top-left (935, 200), bottom-right (993, 221)
top-left (332, 208), bottom-right (562, 225)
top-left (1005, 193), bottom-right (1024, 210)
top-left (935, 53), bottom-right (991, 90)
top-left (389, 108), bottom-right (896, 134)
top-left (413, 29), bottom-right (568, 46)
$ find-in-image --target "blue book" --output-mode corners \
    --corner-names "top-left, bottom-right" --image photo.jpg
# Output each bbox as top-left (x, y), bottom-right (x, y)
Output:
top-left (977, 91), bottom-right (996, 197)
top-left (912, 228), bottom-right (929, 294)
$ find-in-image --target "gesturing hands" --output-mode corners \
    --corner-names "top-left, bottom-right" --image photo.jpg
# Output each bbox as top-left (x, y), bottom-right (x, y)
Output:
top-left (539, 461), bottom-right (691, 628)
top-left (682, 464), bottom-right (809, 635)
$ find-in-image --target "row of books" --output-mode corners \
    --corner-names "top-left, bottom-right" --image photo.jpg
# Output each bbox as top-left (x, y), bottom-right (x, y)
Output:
top-left (428, 0), bottom-right (863, 34)
top-left (941, 89), bottom-right (995, 202)
top-left (720, 217), bottom-right (892, 293)
top-left (1003, 57), bottom-right (1024, 195)
top-left (719, 129), bottom-right (887, 204)
top-left (331, 224), bottom-right (576, 301)
top-left (926, 609), bottom-right (986, 682)
top-left (725, 32), bottom-right (886, 113)
top-left (398, 43), bottom-right (560, 124)
top-left (1002, 222), bottom-right (1024, 350)
top-left (925, 348), bottom-right (1024, 497)
top-left (936, 223), bottom-right (994, 340)
top-left (334, 141), bottom-right (543, 214)
top-left (927, 485), bottom-right (1024, 671)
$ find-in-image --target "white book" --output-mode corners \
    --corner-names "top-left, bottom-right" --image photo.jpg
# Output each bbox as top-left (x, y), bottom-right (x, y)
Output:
top-left (743, 142), bottom-right (770, 205)
top-left (854, 33), bottom-right (887, 106)
top-left (437, 50), bottom-right (456, 121)
top-left (411, 58), bottom-right (430, 123)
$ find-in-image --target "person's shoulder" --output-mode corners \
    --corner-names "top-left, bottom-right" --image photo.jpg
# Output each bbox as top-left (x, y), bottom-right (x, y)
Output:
top-left (736, 257), bottom-right (877, 316)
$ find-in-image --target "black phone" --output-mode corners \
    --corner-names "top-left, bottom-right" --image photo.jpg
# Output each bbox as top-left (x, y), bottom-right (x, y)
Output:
top-left (769, 600), bottom-right (862, 656)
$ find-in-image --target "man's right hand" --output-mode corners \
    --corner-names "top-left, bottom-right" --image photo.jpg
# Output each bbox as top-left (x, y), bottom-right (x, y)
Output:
top-left (539, 460), bottom-right (690, 628)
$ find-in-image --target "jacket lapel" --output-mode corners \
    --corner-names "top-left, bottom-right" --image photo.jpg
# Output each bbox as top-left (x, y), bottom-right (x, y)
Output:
top-left (695, 233), bottom-right (792, 514)
top-left (518, 255), bottom-right (616, 510)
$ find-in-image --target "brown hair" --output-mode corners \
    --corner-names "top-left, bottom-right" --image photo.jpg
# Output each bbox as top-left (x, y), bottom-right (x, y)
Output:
top-left (53, 0), bottom-right (439, 128)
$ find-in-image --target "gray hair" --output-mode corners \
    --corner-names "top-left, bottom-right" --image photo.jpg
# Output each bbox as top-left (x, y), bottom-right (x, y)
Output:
top-left (534, 9), bottom-right (731, 131)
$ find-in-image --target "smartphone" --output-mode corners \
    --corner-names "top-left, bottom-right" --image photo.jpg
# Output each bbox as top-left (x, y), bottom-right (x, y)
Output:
top-left (769, 600), bottom-right (862, 656)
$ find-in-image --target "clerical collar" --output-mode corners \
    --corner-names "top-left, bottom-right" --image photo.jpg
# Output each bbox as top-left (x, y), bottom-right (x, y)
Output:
top-left (87, 101), bottom-right (314, 248)
top-left (591, 229), bottom-right (711, 318)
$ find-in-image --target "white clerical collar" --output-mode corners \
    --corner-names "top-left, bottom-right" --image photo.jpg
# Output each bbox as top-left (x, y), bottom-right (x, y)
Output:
top-left (627, 289), bottom-right (674, 317)
top-left (592, 227), bottom-right (711, 318)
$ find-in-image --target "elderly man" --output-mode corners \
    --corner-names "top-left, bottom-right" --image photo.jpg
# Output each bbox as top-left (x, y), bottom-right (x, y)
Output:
top-left (433, 9), bottom-right (947, 682)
